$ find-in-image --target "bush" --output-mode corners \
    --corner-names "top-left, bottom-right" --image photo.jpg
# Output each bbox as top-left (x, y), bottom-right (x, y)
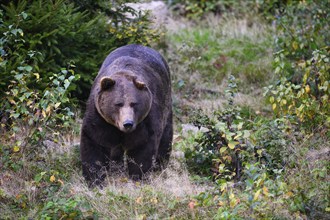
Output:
top-left (264, 1), bottom-right (330, 132)
top-left (185, 76), bottom-right (264, 181)
top-left (0, 0), bottom-right (160, 102)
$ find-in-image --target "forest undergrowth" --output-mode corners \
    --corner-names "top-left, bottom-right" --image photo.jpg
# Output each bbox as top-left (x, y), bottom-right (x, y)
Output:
top-left (0, 1), bottom-right (329, 219)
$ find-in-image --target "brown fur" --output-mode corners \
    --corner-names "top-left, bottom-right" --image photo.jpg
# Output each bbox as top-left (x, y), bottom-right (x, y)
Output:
top-left (80, 44), bottom-right (173, 185)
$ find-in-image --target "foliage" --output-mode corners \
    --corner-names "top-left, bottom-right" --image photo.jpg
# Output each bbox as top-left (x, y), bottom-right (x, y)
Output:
top-left (0, 39), bottom-right (78, 174)
top-left (38, 197), bottom-right (85, 220)
top-left (1, 1), bottom-right (329, 219)
top-left (0, 0), bottom-right (160, 102)
top-left (265, 50), bottom-right (329, 131)
top-left (179, 1), bottom-right (330, 219)
top-left (171, 0), bottom-right (286, 19)
top-left (274, 0), bottom-right (329, 67)
top-left (185, 76), bottom-right (258, 180)
top-left (0, 54), bottom-right (77, 145)
top-left (172, 0), bottom-right (221, 18)
top-left (264, 0), bottom-right (330, 132)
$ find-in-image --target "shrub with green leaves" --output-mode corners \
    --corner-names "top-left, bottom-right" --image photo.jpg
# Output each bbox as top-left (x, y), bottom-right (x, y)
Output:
top-left (171, 0), bottom-right (286, 19)
top-left (185, 76), bottom-right (260, 180)
top-left (264, 1), bottom-right (330, 132)
top-left (0, 0), bottom-right (160, 102)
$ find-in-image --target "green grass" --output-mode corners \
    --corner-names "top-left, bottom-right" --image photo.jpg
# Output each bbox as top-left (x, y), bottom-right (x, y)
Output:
top-left (167, 15), bottom-right (273, 93)
top-left (166, 15), bottom-right (274, 123)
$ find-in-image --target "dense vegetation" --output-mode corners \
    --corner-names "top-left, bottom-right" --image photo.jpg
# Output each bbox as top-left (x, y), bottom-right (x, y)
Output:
top-left (0, 0), bottom-right (329, 219)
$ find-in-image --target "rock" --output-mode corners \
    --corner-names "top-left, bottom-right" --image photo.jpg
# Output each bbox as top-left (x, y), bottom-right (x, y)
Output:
top-left (181, 123), bottom-right (209, 137)
top-left (125, 1), bottom-right (168, 28)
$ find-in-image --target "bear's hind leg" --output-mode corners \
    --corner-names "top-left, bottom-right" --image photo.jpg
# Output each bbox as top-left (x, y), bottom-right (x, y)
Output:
top-left (156, 111), bottom-right (173, 168)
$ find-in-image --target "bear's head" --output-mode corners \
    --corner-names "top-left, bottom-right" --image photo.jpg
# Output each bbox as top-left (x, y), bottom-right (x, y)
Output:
top-left (95, 72), bottom-right (152, 133)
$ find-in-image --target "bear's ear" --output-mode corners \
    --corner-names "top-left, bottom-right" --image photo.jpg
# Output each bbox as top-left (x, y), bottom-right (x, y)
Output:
top-left (100, 77), bottom-right (115, 90)
top-left (134, 80), bottom-right (147, 90)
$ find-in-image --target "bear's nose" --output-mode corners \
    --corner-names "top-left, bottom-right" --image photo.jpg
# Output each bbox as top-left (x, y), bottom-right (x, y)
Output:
top-left (123, 120), bottom-right (134, 129)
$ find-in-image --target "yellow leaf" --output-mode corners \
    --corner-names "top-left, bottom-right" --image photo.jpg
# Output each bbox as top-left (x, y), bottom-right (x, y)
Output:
top-left (46, 105), bottom-right (51, 114)
top-left (13, 146), bottom-right (20, 153)
top-left (137, 214), bottom-right (147, 220)
top-left (50, 175), bottom-right (56, 182)
top-left (120, 177), bottom-right (128, 183)
top-left (150, 198), bottom-right (158, 204)
top-left (253, 189), bottom-right (261, 201)
top-left (257, 149), bottom-right (263, 157)
top-left (229, 192), bottom-right (235, 200)
top-left (33, 73), bottom-right (40, 79)
top-left (220, 146), bottom-right (227, 154)
top-left (42, 110), bottom-right (46, 118)
top-left (229, 193), bottom-right (237, 208)
top-left (228, 141), bottom-right (239, 149)
top-left (292, 41), bottom-right (298, 50)
top-left (9, 99), bottom-right (16, 105)
top-left (305, 85), bottom-right (311, 94)
top-left (54, 102), bottom-right (61, 108)
top-left (233, 133), bottom-right (242, 140)
top-left (237, 122), bottom-right (243, 130)
top-left (269, 96), bottom-right (275, 103)
top-left (230, 199), bottom-right (237, 208)
top-left (272, 103), bottom-right (277, 110)
top-left (57, 179), bottom-right (64, 186)
top-left (263, 186), bottom-right (269, 196)
top-left (281, 99), bottom-right (287, 106)
top-left (136, 197), bottom-right (143, 204)
top-left (285, 191), bottom-right (293, 198)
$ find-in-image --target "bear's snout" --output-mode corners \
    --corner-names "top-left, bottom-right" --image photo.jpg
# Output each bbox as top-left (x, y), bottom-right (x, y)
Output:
top-left (123, 120), bottom-right (134, 130)
top-left (118, 107), bottom-right (136, 132)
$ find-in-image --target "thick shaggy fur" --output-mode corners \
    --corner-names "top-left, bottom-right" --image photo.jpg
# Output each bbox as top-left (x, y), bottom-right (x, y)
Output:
top-left (80, 44), bottom-right (172, 185)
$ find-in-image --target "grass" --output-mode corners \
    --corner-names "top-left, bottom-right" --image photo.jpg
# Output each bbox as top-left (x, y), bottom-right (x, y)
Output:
top-left (0, 136), bottom-right (213, 219)
top-left (165, 14), bottom-right (274, 121)
top-left (167, 14), bottom-right (273, 89)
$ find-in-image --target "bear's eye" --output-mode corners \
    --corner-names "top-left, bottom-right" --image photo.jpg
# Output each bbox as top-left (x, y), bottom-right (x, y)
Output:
top-left (130, 102), bottom-right (138, 107)
top-left (115, 103), bottom-right (124, 107)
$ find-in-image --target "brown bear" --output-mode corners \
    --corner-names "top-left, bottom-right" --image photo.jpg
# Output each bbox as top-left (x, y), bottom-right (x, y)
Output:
top-left (80, 44), bottom-right (172, 185)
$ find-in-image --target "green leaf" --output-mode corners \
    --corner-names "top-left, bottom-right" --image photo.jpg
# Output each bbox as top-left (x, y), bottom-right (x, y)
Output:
top-left (11, 113), bottom-right (20, 119)
top-left (275, 66), bottom-right (281, 74)
top-left (64, 79), bottom-right (70, 89)
top-left (14, 74), bottom-right (24, 80)
top-left (243, 130), bottom-right (250, 139)
top-left (34, 171), bottom-right (47, 183)
top-left (228, 141), bottom-right (239, 149)
top-left (53, 79), bottom-right (60, 86)
top-left (220, 147), bottom-right (227, 154)
top-left (25, 66), bottom-right (32, 72)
